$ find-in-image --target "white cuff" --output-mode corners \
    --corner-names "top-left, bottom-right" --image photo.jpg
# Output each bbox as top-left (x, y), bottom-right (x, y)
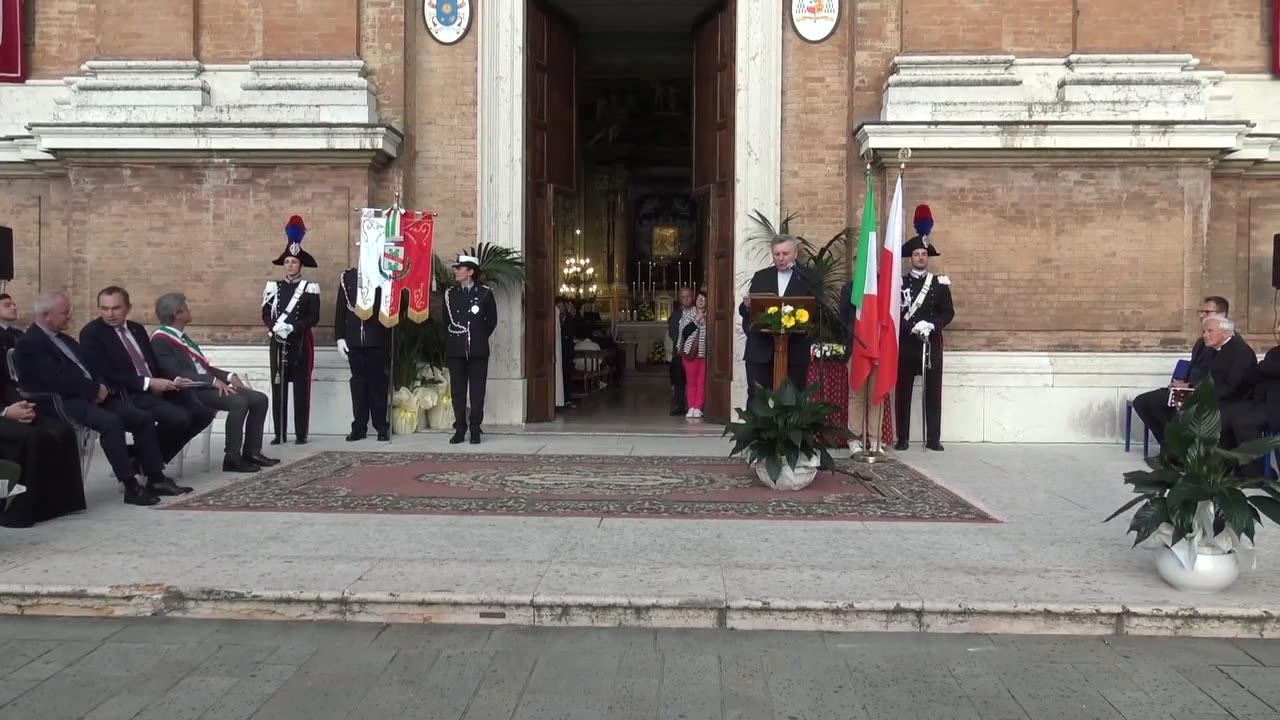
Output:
top-left (142, 378), bottom-right (150, 391)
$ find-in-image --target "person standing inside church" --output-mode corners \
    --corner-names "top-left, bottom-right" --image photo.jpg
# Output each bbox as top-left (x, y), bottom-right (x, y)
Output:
top-left (263, 215), bottom-right (321, 445)
top-left (738, 235), bottom-right (817, 403)
top-left (336, 266), bottom-right (391, 442)
top-left (894, 205), bottom-right (955, 452)
top-left (667, 287), bottom-right (693, 416)
top-left (445, 254), bottom-right (498, 444)
top-left (678, 288), bottom-right (709, 418)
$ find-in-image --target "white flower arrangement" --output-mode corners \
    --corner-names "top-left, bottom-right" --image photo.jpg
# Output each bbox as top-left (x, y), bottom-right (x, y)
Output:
top-left (811, 343), bottom-right (848, 359)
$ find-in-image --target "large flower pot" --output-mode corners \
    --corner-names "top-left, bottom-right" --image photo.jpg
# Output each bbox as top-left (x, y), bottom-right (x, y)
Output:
top-left (427, 403), bottom-right (452, 429)
top-left (1155, 540), bottom-right (1239, 592)
top-left (752, 454), bottom-right (820, 491)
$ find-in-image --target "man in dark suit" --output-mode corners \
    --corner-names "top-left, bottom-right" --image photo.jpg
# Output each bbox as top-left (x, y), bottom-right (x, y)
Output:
top-left (444, 254), bottom-right (499, 444)
top-left (78, 286), bottom-right (212, 492)
top-left (737, 235), bottom-right (817, 404)
top-left (150, 292), bottom-right (278, 474)
top-left (1201, 316), bottom-right (1259, 450)
top-left (15, 291), bottom-right (182, 506)
top-left (1133, 296), bottom-right (1231, 447)
top-left (335, 267), bottom-right (391, 442)
top-left (0, 293), bottom-right (86, 526)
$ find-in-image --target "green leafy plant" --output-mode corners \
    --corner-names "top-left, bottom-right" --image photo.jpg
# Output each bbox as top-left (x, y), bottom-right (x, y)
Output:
top-left (748, 210), bottom-right (852, 345)
top-left (722, 379), bottom-right (855, 483)
top-left (1105, 378), bottom-right (1280, 553)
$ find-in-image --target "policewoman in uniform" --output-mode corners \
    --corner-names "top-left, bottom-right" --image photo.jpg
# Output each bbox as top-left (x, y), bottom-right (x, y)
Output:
top-left (262, 214), bottom-right (322, 445)
top-left (445, 254), bottom-right (498, 444)
top-left (894, 205), bottom-right (955, 452)
top-left (336, 266), bottom-right (391, 442)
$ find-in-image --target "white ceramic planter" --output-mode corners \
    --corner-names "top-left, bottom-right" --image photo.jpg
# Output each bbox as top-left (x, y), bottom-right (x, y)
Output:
top-left (753, 454), bottom-right (820, 491)
top-left (1155, 540), bottom-right (1240, 592)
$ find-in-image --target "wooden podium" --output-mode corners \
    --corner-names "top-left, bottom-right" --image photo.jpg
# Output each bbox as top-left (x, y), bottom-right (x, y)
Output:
top-left (748, 295), bottom-right (819, 391)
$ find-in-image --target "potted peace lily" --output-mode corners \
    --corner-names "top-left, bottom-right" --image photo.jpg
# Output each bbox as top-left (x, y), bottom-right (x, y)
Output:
top-left (723, 379), bottom-right (854, 490)
top-left (1105, 378), bottom-right (1280, 592)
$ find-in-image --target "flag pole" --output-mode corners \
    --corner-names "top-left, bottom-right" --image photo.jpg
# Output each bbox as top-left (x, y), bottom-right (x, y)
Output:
top-left (851, 155), bottom-right (884, 466)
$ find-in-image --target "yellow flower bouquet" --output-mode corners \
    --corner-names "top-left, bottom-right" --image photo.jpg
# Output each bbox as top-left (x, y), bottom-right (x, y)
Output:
top-left (753, 303), bottom-right (811, 333)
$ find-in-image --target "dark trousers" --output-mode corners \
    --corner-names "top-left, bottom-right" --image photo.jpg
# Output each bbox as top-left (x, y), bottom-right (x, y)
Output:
top-left (447, 356), bottom-right (489, 433)
top-left (89, 398), bottom-right (166, 483)
top-left (128, 390), bottom-right (216, 464)
top-left (269, 349), bottom-right (312, 441)
top-left (196, 386), bottom-right (268, 457)
top-left (1132, 387), bottom-right (1176, 447)
top-left (895, 366), bottom-right (943, 446)
top-left (0, 417), bottom-right (86, 528)
top-left (670, 355), bottom-right (686, 411)
top-left (1224, 404), bottom-right (1267, 476)
top-left (347, 345), bottom-right (390, 434)
top-left (745, 360), bottom-right (809, 405)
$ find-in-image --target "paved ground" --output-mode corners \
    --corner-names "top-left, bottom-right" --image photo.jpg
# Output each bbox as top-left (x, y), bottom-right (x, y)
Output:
top-left (0, 436), bottom-right (1278, 633)
top-left (0, 616), bottom-right (1277, 719)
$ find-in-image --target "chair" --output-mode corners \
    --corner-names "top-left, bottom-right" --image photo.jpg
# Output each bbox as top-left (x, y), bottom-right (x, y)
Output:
top-left (1124, 398), bottom-right (1151, 457)
top-left (7, 348), bottom-right (99, 482)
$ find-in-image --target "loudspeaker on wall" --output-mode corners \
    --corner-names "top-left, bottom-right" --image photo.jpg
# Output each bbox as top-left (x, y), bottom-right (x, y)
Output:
top-left (0, 226), bottom-right (13, 282)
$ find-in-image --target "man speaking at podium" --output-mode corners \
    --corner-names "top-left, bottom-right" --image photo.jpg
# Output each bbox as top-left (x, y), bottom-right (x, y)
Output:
top-left (738, 235), bottom-right (817, 403)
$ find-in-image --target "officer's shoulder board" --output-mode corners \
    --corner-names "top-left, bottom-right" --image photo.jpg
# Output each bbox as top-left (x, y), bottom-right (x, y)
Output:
top-left (936, 275), bottom-right (951, 286)
top-left (304, 281), bottom-right (321, 295)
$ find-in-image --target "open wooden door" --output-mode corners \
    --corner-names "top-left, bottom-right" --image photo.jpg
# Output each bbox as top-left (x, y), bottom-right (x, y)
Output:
top-left (525, 1), bottom-right (577, 422)
top-left (692, 1), bottom-right (735, 423)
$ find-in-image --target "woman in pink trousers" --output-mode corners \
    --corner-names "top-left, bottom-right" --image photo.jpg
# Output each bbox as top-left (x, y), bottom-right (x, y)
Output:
top-left (678, 289), bottom-right (708, 418)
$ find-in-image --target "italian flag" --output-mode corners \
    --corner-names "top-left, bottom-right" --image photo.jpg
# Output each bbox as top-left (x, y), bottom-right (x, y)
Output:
top-left (874, 175), bottom-right (905, 405)
top-left (850, 174), bottom-right (879, 390)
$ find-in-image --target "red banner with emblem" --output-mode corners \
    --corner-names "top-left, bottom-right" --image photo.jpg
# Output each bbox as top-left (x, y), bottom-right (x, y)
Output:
top-left (385, 212), bottom-right (434, 326)
top-left (0, 0), bottom-right (27, 84)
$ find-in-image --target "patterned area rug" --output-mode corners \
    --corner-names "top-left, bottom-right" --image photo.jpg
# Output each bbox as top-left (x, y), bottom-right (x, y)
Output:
top-left (166, 452), bottom-right (997, 523)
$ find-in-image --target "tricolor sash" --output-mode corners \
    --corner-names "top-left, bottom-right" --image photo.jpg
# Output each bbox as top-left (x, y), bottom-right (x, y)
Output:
top-left (151, 326), bottom-right (212, 375)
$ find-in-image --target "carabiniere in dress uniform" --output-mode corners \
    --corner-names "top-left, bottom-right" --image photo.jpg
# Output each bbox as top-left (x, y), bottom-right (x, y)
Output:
top-left (444, 253), bottom-right (498, 445)
top-left (262, 214), bottom-right (321, 445)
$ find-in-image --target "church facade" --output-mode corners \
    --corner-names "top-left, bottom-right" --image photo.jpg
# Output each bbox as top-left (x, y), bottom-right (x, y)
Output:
top-left (0, 0), bottom-right (1277, 442)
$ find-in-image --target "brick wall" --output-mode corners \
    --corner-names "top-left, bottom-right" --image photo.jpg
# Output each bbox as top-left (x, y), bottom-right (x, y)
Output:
top-left (780, 1), bottom-right (850, 243)
top-left (96, 0), bottom-right (195, 59)
top-left (197, 0), bottom-right (264, 63)
top-left (902, 0), bottom-right (1073, 55)
top-left (29, 0), bottom-right (94, 77)
top-left (1076, 0), bottom-right (1273, 71)
top-left (901, 162), bottom-right (1213, 352)
top-left (405, 13), bottom-right (477, 261)
top-left (0, 176), bottom-right (69, 307)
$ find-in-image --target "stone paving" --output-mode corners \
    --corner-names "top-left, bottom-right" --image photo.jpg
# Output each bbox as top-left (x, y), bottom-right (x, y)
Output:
top-left (0, 434), bottom-right (1277, 635)
top-left (0, 616), bottom-right (1279, 719)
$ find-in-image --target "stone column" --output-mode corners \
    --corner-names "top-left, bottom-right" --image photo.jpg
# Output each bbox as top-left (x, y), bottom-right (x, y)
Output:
top-left (732, 0), bottom-right (783, 411)
top-left (477, 0), bottom-right (527, 425)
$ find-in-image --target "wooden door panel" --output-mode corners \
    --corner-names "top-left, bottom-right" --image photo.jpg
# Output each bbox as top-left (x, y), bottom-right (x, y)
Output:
top-left (693, 0), bottom-right (735, 424)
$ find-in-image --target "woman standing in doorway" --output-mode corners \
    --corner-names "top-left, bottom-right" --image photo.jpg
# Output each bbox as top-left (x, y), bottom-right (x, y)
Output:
top-left (678, 289), bottom-right (709, 418)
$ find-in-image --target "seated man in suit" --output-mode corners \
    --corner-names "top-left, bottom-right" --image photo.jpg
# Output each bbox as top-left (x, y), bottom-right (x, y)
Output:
top-left (1133, 296), bottom-right (1231, 447)
top-left (150, 292), bottom-right (278, 474)
top-left (737, 234), bottom-right (817, 403)
top-left (1202, 316), bottom-right (1259, 450)
top-left (0, 293), bottom-right (87, 527)
top-left (79, 286), bottom-right (213, 490)
top-left (15, 291), bottom-right (184, 505)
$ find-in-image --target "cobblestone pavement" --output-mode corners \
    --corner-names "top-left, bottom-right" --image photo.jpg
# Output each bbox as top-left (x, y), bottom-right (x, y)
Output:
top-left (0, 616), bottom-right (1277, 719)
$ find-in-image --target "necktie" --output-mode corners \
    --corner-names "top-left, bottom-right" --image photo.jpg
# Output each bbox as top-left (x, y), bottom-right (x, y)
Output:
top-left (118, 327), bottom-right (151, 378)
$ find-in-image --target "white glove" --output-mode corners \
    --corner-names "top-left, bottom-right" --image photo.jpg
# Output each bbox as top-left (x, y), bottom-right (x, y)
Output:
top-left (912, 321), bottom-right (934, 337)
top-left (272, 322), bottom-right (293, 340)
top-left (336, 339), bottom-right (349, 359)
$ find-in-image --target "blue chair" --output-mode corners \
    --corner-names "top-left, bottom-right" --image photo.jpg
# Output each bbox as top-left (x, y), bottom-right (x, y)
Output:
top-left (1124, 398), bottom-right (1151, 456)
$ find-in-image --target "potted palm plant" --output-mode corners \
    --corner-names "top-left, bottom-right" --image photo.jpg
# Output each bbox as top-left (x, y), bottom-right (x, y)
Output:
top-left (723, 379), bottom-right (854, 490)
top-left (1105, 378), bottom-right (1280, 592)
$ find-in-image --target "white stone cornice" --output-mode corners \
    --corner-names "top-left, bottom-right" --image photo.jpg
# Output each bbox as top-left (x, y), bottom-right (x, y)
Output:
top-left (856, 120), bottom-right (1254, 161)
top-left (25, 123), bottom-right (403, 166)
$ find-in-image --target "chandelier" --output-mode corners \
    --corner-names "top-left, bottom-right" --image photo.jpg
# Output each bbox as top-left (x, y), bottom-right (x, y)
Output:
top-left (560, 256), bottom-right (598, 301)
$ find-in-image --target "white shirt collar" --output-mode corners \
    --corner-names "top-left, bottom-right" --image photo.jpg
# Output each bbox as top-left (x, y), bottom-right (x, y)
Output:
top-left (910, 269), bottom-right (927, 278)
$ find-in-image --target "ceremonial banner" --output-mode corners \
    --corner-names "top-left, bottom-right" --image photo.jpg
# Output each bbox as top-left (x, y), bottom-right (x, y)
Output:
top-left (874, 175), bottom-right (904, 405)
top-left (356, 206), bottom-right (435, 327)
top-left (850, 174), bottom-right (879, 390)
top-left (0, 0), bottom-right (27, 84)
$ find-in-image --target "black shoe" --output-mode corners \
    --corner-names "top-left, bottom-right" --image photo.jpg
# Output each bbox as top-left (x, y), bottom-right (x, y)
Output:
top-left (244, 452), bottom-right (280, 467)
top-left (270, 437), bottom-right (283, 446)
top-left (469, 435), bottom-right (481, 445)
top-left (449, 431), bottom-right (466, 444)
top-left (893, 441), bottom-right (909, 451)
top-left (346, 432), bottom-right (367, 442)
top-left (376, 430), bottom-right (391, 442)
top-left (295, 437), bottom-right (308, 445)
top-left (147, 477), bottom-right (193, 496)
top-left (926, 442), bottom-right (944, 452)
top-left (222, 456), bottom-right (260, 473)
top-left (123, 481), bottom-right (160, 506)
